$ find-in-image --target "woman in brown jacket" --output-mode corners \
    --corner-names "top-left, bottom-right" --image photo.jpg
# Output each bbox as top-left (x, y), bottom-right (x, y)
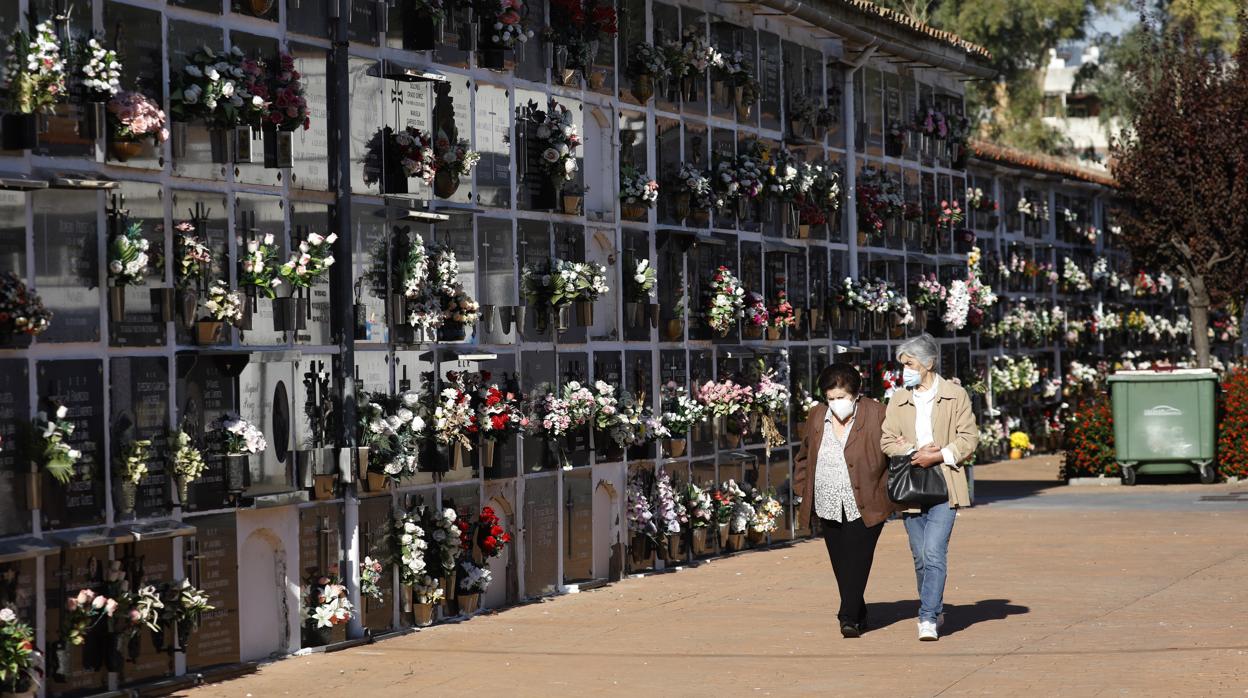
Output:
top-left (793, 362), bottom-right (895, 638)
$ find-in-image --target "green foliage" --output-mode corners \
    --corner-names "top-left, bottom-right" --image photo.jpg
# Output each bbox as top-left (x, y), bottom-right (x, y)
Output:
top-left (1061, 396), bottom-right (1118, 478)
top-left (1217, 368), bottom-right (1248, 479)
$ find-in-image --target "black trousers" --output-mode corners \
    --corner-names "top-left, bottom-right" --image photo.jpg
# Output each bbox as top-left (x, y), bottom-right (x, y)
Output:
top-left (820, 515), bottom-right (884, 626)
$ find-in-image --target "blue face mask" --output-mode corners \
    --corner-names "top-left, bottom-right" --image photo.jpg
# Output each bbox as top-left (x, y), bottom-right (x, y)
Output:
top-left (902, 367), bottom-right (922, 388)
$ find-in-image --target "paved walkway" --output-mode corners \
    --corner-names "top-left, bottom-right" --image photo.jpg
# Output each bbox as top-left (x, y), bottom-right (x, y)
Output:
top-left (188, 457), bottom-right (1248, 697)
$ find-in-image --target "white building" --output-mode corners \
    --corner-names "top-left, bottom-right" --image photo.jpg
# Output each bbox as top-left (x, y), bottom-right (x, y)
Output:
top-left (1042, 44), bottom-right (1121, 164)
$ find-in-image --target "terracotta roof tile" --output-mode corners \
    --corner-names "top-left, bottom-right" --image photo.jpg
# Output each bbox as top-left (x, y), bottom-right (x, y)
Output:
top-left (834, 0), bottom-right (992, 60)
top-left (969, 139), bottom-right (1116, 187)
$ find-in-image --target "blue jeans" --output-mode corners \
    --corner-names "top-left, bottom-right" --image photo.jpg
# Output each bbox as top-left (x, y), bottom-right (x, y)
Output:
top-left (903, 501), bottom-right (956, 623)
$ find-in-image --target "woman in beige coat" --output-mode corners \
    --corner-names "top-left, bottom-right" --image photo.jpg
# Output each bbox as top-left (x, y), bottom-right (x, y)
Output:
top-left (881, 334), bottom-right (978, 642)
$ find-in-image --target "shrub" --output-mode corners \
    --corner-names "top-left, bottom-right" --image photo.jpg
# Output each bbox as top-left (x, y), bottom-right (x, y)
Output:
top-left (1217, 368), bottom-right (1248, 478)
top-left (1061, 396), bottom-right (1117, 479)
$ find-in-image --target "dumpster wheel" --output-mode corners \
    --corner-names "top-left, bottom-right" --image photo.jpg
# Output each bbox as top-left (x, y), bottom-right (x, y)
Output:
top-left (1199, 463), bottom-right (1217, 485)
top-left (1121, 465), bottom-right (1136, 486)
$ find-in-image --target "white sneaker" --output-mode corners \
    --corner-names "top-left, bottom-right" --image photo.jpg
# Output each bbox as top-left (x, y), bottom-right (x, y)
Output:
top-left (918, 620), bottom-right (938, 641)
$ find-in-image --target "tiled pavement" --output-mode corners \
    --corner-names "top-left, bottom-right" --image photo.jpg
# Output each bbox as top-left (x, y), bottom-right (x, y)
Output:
top-left (186, 457), bottom-right (1248, 697)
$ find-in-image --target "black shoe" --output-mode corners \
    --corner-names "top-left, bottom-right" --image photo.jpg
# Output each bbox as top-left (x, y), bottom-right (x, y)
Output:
top-left (839, 621), bottom-right (861, 638)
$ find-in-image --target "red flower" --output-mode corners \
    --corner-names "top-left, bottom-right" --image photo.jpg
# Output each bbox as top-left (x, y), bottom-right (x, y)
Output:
top-left (484, 535), bottom-right (497, 548)
top-left (490, 525), bottom-right (503, 536)
top-left (502, 533), bottom-right (512, 543)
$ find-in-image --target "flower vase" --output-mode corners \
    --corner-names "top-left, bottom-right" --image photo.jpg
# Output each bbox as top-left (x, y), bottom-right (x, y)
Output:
top-left (305, 623), bottom-right (333, 647)
top-left (629, 533), bottom-right (651, 569)
top-left (272, 296), bottom-right (306, 332)
top-left (403, 8), bottom-right (439, 51)
top-left (765, 326), bottom-right (783, 341)
top-left (682, 73), bottom-right (700, 102)
top-left (689, 208), bottom-right (710, 226)
top-left (663, 318), bottom-right (684, 341)
top-left (452, 443), bottom-right (470, 470)
top-left (262, 124), bottom-right (294, 168)
top-left (177, 289), bottom-right (198, 330)
top-left (574, 300), bottom-right (594, 327)
top-left (175, 475), bottom-right (190, 507)
top-left (109, 139), bottom-right (144, 162)
top-left (115, 480), bottom-right (137, 518)
top-left (674, 191), bottom-right (692, 221)
top-left (631, 73), bottom-right (654, 103)
top-left (438, 321), bottom-right (468, 342)
top-left (691, 527), bottom-right (710, 556)
top-left (561, 191), bottom-right (582, 215)
top-left (742, 324), bottom-right (763, 340)
top-left (624, 302), bottom-right (645, 328)
top-left (556, 305), bottom-right (571, 332)
top-left (712, 79), bottom-right (730, 108)
top-left (747, 529), bottom-right (766, 547)
top-left (225, 455), bottom-right (249, 493)
top-left (734, 89), bottom-right (754, 121)
top-left (364, 471), bottom-right (388, 493)
top-left (233, 125), bottom-right (255, 163)
top-left (108, 285), bottom-right (126, 319)
top-left (1010, 448), bottom-right (1023, 460)
top-left (413, 602), bottom-right (434, 627)
top-left (194, 320), bottom-right (225, 345)
top-left (716, 523), bottom-right (730, 551)
top-left (726, 531), bottom-right (745, 552)
top-left (1, 112), bottom-right (38, 150)
top-left (425, 441), bottom-right (452, 473)
top-left (382, 165), bottom-right (409, 195)
top-left (150, 287), bottom-right (175, 324)
top-left (621, 202), bottom-right (648, 220)
top-left (551, 45), bottom-right (574, 84)
top-left (663, 437), bottom-right (686, 459)
top-left (208, 128), bottom-right (232, 164)
top-left (457, 592), bottom-right (480, 615)
top-left (478, 437), bottom-right (496, 470)
top-left (789, 118), bottom-right (808, 139)
top-left (665, 532), bottom-right (685, 562)
top-left (313, 474), bottom-right (337, 500)
top-left (433, 170), bottom-right (460, 198)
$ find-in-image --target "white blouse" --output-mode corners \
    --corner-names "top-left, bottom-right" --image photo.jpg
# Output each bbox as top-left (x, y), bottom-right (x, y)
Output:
top-left (813, 410), bottom-right (860, 523)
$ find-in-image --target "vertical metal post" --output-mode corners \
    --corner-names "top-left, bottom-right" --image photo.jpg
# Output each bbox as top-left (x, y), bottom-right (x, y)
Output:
top-left (329, 0), bottom-right (363, 639)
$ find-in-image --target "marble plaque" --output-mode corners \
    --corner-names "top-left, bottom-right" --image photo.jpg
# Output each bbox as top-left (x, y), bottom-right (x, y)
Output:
top-left (522, 475), bottom-right (558, 596)
top-left (111, 357), bottom-right (171, 518)
top-left (185, 514), bottom-right (242, 669)
top-left (33, 189), bottom-right (100, 344)
top-left (563, 470), bottom-right (593, 583)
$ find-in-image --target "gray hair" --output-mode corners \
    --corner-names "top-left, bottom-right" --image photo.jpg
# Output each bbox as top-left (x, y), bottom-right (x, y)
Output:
top-left (895, 333), bottom-right (940, 370)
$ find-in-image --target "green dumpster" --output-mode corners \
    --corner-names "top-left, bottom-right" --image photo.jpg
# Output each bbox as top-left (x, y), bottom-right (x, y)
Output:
top-left (1107, 369), bottom-right (1219, 485)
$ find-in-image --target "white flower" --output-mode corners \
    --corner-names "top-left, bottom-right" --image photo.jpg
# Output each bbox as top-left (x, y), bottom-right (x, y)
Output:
top-left (0, 608), bottom-right (15, 623)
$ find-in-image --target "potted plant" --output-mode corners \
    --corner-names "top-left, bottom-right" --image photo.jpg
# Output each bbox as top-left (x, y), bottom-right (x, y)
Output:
top-left (472, 382), bottom-right (527, 469)
top-left (742, 291), bottom-right (768, 339)
top-left (235, 231), bottom-right (279, 326)
top-left (401, 0), bottom-right (445, 52)
top-left (527, 98), bottom-right (581, 208)
top-left (75, 36), bottom-right (121, 141)
top-left (718, 50), bottom-right (759, 121)
top-left (210, 413), bottom-right (266, 493)
top-left (168, 429), bottom-right (206, 506)
top-left (623, 257), bottom-right (657, 328)
top-left (423, 376), bottom-right (475, 472)
top-left (112, 438), bottom-right (150, 518)
top-left (472, 0), bottom-right (534, 70)
top-left (659, 382), bottom-right (704, 458)
top-left (31, 406), bottom-right (81, 487)
top-left (262, 53), bottom-right (309, 168)
top-left (363, 126), bottom-right (438, 195)
top-left (768, 291), bottom-right (796, 340)
top-left (169, 46), bottom-right (267, 163)
top-left (432, 131), bottom-right (480, 198)
top-left (0, 608), bottom-right (43, 697)
top-left (705, 266), bottom-right (745, 337)
top-left (195, 280), bottom-right (244, 344)
top-left (303, 576), bottom-right (353, 647)
top-left (1, 20), bottom-right (65, 150)
top-left (173, 222), bottom-right (212, 328)
top-left (670, 164), bottom-right (713, 225)
top-left (275, 231), bottom-right (336, 333)
top-left (619, 164), bottom-right (658, 220)
top-left (718, 480), bottom-right (750, 551)
top-left (683, 482), bottom-right (714, 556)
top-left (626, 42), bottom-right (667, 103)
top-left (748, 487), bottom-right (782, 545)
top-left (104, 89), bottom-right (167, 162)
top-left (105, 221), bottom-right (150, 320)
top-left (0, 272), bottom-right (51, 343)
top-left (1009, 430), bottom-right (1033, 460)
top-left (626, 475), bottom-right (656, 569)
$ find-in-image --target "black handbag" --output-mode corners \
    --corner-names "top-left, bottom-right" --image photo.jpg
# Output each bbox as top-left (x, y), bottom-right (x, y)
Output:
top-left (887, 454), bottom-right (949, 507)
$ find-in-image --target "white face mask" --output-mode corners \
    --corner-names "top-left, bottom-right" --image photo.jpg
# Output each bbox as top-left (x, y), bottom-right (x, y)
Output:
top-left (828, 397), bottom-right (856, 422)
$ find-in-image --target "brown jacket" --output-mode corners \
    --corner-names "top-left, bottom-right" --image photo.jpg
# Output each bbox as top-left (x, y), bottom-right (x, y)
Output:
top-left (793, 398), bottom-right (896, 529)
top-left (880, 377), bottom-right (978, 508)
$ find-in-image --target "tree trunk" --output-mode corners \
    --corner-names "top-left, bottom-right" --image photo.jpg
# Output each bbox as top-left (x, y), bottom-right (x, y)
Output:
top-left (1188, 274), bottom-right (1212, 368)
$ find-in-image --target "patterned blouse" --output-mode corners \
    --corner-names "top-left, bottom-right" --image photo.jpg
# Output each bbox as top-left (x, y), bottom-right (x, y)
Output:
top-left (814, 412), bottom-right (861, 523)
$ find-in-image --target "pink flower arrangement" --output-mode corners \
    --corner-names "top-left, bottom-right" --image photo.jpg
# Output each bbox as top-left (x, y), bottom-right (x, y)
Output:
top-left (107, 91), bottom-right (168, 143)
top-left (695, 379), bottom-right (754, 417)
top-left (743, 291), bottom-right (769, 327)
top-left (769, 290), bottom-right (795, 329)
top-left (268, 53), bottom-right (310, 131)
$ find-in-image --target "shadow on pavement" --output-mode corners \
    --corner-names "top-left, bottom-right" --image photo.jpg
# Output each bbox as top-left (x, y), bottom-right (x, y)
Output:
top-left (973, 478), bottom-right (1065, 505)
top-left (865, 598), bottom-right (1030, 636)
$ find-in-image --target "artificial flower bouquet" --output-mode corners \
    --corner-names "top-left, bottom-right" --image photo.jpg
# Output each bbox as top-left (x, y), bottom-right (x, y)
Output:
top-left (108, 222), bottom-right (151, 288)
top-left (358, 390), bottom-right (425, 477)
top-left (106, 91), bottom-right (168, 145)
top-left (278, 232), bottom-right (336, 288)
top-left (360, 557), bottom-right (385, 602)
top-left (238, 233), bottom-right (282, 299)
top-left (32, 407), bottom-right (80, 485)
top-left (211, 414), bottom-right (267, 456)
top-left (305, 576), bottom-right (354, 629)
top-left (529, 98), bottom-right (581, 184)
top-left (706, 265), bottom-right (745, 336)
top-left (0, 272), bottom-right (51, 338)
top-left (660, 381), bottom-right (706, 438)
top-left (619, 164), bottom-right (659, 208)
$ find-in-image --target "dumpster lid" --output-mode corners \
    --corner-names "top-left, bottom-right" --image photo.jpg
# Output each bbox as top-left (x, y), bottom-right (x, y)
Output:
top-left (1108, 368), bottom-right (1218, 382)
